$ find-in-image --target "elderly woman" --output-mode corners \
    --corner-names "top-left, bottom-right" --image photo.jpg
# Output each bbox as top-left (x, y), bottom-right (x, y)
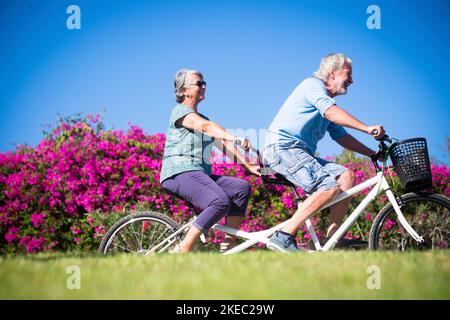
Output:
top-left (160, 69), bottom-right (260, 253)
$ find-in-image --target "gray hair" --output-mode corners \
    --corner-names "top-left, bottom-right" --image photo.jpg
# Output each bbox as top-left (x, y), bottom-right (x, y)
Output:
top-left (174, 69), bottom-right (203, 103)
top-left (313, 53), bottom-right (352, 82)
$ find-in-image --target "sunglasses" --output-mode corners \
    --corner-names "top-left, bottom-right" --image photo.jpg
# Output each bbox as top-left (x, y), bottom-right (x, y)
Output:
top-left (187, 80), bottom-right (207, 88)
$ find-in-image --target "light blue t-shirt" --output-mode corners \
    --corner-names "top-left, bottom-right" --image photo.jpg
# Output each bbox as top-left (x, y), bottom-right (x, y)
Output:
top-left (266, 77), bottom-right (348, 154)
top-left (160, 104), bottom-right (214, 183)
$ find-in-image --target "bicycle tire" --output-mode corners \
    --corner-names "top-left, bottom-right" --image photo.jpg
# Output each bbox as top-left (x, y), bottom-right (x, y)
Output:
top-left (369, 192), bottom-right (450, 250)
top-left (98, 211), bottom-right (182, 255)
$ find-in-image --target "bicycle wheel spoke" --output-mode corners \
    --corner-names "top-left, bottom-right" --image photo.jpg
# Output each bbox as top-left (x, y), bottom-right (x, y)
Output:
top-left (110, 241), bottom-right (133, 253)
top-left (119, 231), bottom-right (138, 252)
top-left (140, 220), bottom-right (144, 249)
top-left (146, 221), bottom-right (159, 248)
top-left (147, 224), bottom-right (172, 251)
top-left (128, 221), bottom-right (143, 250)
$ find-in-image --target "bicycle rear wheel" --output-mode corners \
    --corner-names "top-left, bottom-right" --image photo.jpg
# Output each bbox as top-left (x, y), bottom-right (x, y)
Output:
top-left (98, 211), bottom-right (182, 255)
top-left (369, 193), bottom-right (450, 250)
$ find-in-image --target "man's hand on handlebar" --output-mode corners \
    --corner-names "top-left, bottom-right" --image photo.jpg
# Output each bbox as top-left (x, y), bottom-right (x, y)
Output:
top-left (367, 125), bottom-right (385, 139)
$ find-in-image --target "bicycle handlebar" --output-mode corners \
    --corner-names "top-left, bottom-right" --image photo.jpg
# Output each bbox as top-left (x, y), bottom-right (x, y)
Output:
top-left (370, 131), bottom-right (397, 172)
top-left (371, 129), bottom-right (392, 144)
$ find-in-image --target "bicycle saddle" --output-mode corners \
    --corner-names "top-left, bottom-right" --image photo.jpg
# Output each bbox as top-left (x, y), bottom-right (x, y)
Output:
top-left (260, 167), bottom-right (296, 188)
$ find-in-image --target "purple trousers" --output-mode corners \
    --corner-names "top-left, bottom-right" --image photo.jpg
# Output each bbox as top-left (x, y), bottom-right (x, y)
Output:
top-left (161, 170), bottom-right (251, 233)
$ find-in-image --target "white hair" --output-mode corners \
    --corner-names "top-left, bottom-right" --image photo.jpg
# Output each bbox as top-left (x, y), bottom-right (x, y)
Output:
top-left (174, 69), bottom-right (203, 103)
top-left (313, 53), bottom-right (352, 81)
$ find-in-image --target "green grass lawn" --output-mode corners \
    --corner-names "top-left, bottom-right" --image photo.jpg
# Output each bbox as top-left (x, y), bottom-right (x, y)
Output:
top-left (1, 250), bottom-right (449, 299)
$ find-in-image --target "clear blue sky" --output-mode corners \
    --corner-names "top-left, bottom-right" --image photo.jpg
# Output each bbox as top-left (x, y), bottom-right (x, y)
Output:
top-left (1, 0), bottom-right (449, 164)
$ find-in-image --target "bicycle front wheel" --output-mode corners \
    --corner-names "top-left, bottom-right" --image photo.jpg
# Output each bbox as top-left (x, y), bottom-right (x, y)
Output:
top-left (369, 193), bottom-right (450, 250)
top-left (98, 211), bottom-right (182, 255)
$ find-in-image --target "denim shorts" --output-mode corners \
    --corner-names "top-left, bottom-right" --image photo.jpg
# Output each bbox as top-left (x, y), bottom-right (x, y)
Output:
top-left (263, 141), bottom-right (347, 195)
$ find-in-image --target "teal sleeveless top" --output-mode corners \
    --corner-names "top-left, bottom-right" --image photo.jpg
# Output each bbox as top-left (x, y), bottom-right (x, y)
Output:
top-left (159, 104), bottom-right (214, 183)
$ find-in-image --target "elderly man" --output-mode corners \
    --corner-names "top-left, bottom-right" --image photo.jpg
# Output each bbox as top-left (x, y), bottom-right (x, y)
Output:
top-left (263, 53), bottom-right (385, 252)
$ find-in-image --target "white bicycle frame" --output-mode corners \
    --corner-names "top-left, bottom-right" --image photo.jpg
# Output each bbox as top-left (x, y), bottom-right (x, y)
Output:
top-left (146, 170), bottom-right (425, 255)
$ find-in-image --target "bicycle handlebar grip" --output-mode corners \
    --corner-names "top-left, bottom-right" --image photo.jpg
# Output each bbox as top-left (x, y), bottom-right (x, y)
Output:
top-left (371, 129), bottom-right (384, 139)
top-left (371, 130), bottom-right (392, 144)
top-left (371, 129), bottom-right (384, 140)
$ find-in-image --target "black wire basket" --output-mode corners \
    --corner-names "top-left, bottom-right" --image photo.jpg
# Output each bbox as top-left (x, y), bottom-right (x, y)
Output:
top-left (389, 137), bottom-right (433, 192)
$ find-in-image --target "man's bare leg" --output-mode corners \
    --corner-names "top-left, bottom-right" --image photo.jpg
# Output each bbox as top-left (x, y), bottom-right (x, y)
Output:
top-left (326, 170), bottom-right (355, 238)
top-left (282, 186), bottom-right (341, 236)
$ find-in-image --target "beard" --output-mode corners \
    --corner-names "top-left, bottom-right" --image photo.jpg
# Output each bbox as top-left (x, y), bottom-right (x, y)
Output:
top-left (336, 82), bottom-right (349, 95)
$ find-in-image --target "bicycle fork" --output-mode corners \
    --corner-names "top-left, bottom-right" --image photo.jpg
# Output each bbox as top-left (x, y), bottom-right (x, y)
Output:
top-left (381, 176), bottom-right (425, 243)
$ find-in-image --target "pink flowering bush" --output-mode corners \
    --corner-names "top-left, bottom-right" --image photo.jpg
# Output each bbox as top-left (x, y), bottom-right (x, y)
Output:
top-left (1, 114), bottom-right (449, 254)
top-left (1, 114), bottom-right (167, 254)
